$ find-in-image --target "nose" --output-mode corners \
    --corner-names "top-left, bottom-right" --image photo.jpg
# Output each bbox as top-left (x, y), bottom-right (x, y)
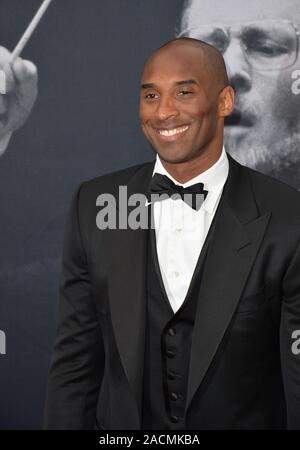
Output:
top-left (223, 38), bottom-right (252, 94)
top-left (156, 94), bottom-right (179, 121)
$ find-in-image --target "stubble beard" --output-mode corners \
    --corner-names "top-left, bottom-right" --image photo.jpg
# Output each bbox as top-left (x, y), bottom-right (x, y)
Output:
top-left (224, 128), bottom-right (300, 190)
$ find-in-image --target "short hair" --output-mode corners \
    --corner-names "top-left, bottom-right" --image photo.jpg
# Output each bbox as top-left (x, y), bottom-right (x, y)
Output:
top-left (156, 37), bottom-right (229, 89)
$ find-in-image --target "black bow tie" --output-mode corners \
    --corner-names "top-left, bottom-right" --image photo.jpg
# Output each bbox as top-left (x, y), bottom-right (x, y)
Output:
top-left (147, 173), bottom-right (208, 210)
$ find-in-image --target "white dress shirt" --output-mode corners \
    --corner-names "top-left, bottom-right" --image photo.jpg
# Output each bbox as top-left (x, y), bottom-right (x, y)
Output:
top-left (151, 147), bottom-right (229, 314)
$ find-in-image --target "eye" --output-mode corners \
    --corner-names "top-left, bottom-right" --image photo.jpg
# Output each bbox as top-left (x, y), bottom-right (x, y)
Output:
top-left (244, 30), bottom-right (291, 57)
top-left (201, 32), bottom-right (228, 53)
top-left (248, 39), bottom-right (289, 56)
top-left (178, 90), bottom-right (193, 97)
top-left (144, 92), bottom-right (159, 100)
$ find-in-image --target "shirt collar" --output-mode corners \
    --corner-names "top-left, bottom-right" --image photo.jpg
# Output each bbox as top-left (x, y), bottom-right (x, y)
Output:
top-left (152, 146), bottom-right (229, 214)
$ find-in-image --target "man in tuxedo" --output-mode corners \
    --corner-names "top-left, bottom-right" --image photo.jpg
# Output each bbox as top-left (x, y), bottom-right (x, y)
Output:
top-left (44, 38), bottom-right (300, 430)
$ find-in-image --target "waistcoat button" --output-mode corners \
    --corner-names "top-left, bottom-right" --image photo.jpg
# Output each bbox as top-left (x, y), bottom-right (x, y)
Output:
top-left (168, 327), bottom-right (176, 336)
top-left (167, 371), bottom-right (177, 380)
top-left (170, 392), bottom-right (179, 401)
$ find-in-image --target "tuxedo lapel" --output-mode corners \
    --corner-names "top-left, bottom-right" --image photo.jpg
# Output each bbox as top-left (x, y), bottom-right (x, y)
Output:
top-left (185, 154), bottom-right (271, 414)
top-left (105, 161), bottom-right (154, 427)
top-left (103, 154), bottom-right (271, 426)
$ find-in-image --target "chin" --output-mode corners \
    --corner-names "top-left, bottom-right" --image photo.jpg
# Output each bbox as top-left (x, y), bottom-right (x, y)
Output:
top-left (156, 148), bottom-right (191, 164)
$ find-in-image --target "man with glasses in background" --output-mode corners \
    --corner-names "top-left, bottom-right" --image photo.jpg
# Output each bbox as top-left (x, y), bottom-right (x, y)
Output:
top-left (179, 0), bottom-right (300, 188)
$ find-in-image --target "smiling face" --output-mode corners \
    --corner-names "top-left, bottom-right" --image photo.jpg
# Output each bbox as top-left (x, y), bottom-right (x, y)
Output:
top-left (139, 41), bottom-right (234, 178)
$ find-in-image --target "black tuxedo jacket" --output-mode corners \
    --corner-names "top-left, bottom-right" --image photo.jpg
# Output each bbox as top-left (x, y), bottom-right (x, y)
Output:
top-left (44, 153), bottom-right (300, 429)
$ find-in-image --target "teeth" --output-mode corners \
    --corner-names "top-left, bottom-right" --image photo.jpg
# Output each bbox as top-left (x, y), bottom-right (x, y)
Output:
top-left (158, 125), bottom-right (189, 137)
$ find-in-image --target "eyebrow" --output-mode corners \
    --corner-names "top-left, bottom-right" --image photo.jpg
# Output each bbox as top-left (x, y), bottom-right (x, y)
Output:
top-left (141, 79), bottom-right (198, 89)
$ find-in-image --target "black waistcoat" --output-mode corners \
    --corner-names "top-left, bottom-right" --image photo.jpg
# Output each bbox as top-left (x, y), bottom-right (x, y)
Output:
top-left (141, 204), bottom-right (219, 430)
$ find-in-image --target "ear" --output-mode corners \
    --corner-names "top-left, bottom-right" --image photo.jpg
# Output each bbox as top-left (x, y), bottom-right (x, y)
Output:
top-left (218, 85), bottom-right (235, 118)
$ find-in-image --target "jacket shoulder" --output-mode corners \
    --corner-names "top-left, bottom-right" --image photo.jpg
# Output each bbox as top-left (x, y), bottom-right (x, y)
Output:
top-left (242, 163), bottom-right (300, 216)
top-left (245, 164), bottom-right (300, 197)
top-left (77, 160), bottom-right (154, 196)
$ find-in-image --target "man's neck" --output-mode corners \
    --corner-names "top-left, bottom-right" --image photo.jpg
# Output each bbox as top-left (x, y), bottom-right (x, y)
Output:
top-left (159, 145), bottom-right (223, 184)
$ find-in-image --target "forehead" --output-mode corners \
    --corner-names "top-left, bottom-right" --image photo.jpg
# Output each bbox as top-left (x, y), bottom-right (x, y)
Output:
top-left (183, 0), bottom-right (300, 28)
top-left (142, 45), bottom-right (206, 83)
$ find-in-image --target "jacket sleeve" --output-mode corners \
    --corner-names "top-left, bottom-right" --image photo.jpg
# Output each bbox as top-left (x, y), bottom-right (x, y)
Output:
top-left (280, 237), bottom-right (300, 429)
top-left (44, 183), bottom-right (105, 429)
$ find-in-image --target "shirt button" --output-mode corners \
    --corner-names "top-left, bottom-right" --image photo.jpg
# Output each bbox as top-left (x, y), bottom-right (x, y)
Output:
top-left (174, 271), bottom-right (180, 277)
top-left (166, 350), bottom-right (175, 358)
top-left (168, 328), bottom-right (176, 336)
